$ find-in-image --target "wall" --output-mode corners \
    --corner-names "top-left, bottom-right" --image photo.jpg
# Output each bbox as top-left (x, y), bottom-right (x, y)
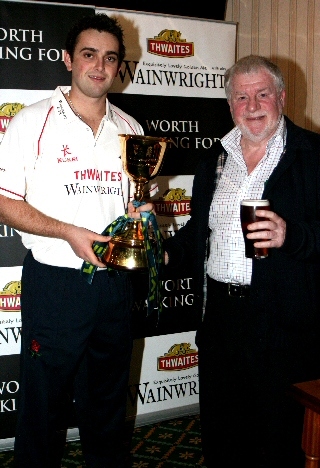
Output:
top-left (225, 0), bottom-right (320, 132)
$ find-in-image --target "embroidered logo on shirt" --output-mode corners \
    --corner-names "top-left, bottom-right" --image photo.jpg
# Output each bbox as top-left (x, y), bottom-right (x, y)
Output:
top-left (57, 144), bottom-right (78, 163)
top-left (57, 99), bottom-right (67, 119)
top-left (61, 145), bottom-right (71, 157)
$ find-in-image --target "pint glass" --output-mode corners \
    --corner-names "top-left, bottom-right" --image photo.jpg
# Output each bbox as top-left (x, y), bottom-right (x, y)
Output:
top-left (240, 199), bottom-right (270, 259)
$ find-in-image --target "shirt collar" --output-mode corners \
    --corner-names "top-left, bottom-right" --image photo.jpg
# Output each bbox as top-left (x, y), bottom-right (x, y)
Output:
top-left (56, 86), bottom-right (114, 124)
top-left (105, 100), bottom-right (115, 123)
top-left (55, 86), bottom-right (78, 123)
top-left (221, 115), bottom-right (286, 156)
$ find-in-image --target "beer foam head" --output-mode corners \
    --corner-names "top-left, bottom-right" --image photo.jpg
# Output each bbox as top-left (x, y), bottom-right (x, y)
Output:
top-left (241, 199), bottom-right (270, 206)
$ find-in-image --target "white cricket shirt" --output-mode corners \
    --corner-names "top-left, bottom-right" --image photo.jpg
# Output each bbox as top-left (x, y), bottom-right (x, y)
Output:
top-left (0, 86), bottom-right (149, 269)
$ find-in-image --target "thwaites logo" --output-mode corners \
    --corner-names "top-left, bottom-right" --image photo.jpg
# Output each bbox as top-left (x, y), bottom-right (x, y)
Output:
top-left (154, 188), bottom-right (191, 217)
top-left (0, 102), bottom-right (25, 135)
top-left (0, 281), bottom-right (21, 312)
top-left (157, 342), bottom-right (198, 371)
top-left (147, 29), bottom-right (194, 58)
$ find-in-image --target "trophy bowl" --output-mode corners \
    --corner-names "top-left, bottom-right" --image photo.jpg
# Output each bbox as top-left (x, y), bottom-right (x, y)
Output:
top-left (103, 134), bottom-right (169, 271)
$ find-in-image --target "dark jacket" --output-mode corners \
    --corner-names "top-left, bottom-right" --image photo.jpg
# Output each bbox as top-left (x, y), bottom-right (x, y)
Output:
top-left (163, 116), bottom-right (320, 335)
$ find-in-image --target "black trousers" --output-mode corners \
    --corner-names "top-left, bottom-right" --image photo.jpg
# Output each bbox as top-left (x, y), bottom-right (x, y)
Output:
top-left (196, 276), bottom-right (317, 468)
top-left (14, 251), bottom-right (134, 468)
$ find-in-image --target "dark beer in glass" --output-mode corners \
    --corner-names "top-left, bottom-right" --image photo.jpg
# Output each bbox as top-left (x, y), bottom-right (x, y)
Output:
top-left (240, 199), bottom-right (270, 259)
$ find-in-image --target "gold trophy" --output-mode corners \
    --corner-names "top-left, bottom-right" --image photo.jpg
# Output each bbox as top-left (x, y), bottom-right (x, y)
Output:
top-left (103, 134), bottom-right (168, 271)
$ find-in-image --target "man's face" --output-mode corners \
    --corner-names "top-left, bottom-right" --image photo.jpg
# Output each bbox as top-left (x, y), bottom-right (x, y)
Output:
top-left (64, 28), bottom-right (120, 98)
top-left (228, 68), bottom-right (285, 143)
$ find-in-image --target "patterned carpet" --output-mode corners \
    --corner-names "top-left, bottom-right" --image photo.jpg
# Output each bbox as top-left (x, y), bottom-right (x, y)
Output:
top-left (0, 414), bottom-right (206, 467)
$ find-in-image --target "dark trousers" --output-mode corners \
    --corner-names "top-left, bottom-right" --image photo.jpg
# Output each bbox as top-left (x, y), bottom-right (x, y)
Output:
top-left (14, 251), bottom-right (134, 468)
top-left (196, 276), bottom-right (318, 468)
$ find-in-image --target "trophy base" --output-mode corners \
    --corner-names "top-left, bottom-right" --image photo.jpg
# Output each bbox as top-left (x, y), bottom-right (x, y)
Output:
top-left (103, 220), bottom-right (150, 271)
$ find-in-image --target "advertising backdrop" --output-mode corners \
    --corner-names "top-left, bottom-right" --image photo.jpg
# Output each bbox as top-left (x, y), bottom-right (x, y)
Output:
top-left (0, 0), bottom-right (236, 449)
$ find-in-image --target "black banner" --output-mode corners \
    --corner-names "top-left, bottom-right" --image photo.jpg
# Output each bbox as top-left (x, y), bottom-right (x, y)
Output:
top-left (0, 1), bottom-right (94, 90)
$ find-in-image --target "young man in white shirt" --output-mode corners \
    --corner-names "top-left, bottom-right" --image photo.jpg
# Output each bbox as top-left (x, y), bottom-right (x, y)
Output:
top-left (0, 13), bottom-right (154, 468)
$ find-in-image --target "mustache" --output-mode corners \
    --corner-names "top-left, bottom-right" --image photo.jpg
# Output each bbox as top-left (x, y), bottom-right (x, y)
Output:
top-left (243, 112), bottom-right (267, 119)
top-left (230, 110), bottom-right (267, 122)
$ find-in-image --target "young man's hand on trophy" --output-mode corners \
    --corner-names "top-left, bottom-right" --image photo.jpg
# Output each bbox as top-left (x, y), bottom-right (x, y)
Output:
top-left (127, 201), bottom-right (156, 219)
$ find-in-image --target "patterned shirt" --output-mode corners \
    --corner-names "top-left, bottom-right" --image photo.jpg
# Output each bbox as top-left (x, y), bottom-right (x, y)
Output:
top-left (206, 116), bottom-right (286, 285)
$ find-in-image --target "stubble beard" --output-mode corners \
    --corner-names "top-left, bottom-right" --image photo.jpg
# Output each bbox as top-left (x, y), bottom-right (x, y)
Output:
top-left (237, 114), bottom-right (282, 143)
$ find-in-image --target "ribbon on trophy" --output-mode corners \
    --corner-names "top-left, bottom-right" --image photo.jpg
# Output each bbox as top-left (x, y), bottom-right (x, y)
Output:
top-left (80, 133), bottom-right (169, 320)
top-left (80, 200), bottom-right (163, 318)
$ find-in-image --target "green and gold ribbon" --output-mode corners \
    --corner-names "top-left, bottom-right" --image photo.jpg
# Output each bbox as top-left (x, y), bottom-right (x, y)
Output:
top-left (80, 201), bottom-right (163, 317)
